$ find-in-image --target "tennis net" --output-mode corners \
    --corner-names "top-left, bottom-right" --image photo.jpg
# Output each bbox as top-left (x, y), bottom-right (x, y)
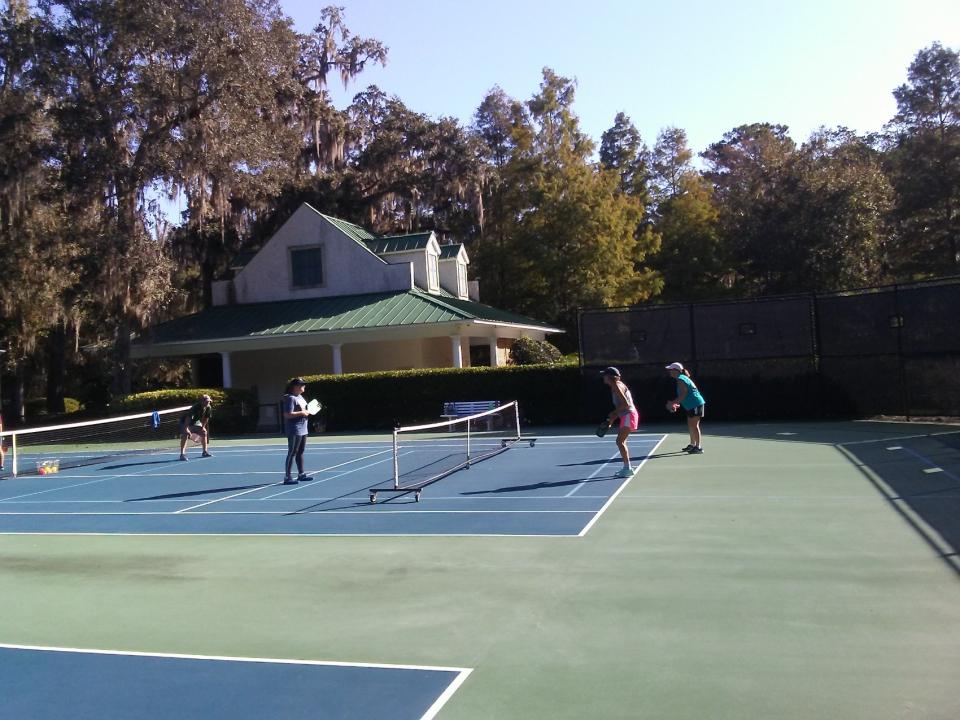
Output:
top-left (369, 401), bottom-right (525, 503)
top-left (0, 406), bottom-right (191, 477)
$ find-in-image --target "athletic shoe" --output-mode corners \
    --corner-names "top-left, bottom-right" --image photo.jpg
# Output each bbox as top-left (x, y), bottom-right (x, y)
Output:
top-left (283, 476), bottom-right (298, 485)
top-left (201, 451), bottom-right (212, 458)
top-left (297, 473), bottom-right (312, 481)
top-left (615, 466), bottom-right (634, 477)
top-left (687, 446), bottom-right (704, 454)
top-left (179, 455), bottom-right (188, 461)
top-left (681, 444), bottom-right (696, 452)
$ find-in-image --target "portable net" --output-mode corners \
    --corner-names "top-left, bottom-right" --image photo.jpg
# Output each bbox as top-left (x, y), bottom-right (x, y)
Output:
top-left (0, 406), bottom-right (191, 477)
top-left (369, 401), bottom-right (522, 502)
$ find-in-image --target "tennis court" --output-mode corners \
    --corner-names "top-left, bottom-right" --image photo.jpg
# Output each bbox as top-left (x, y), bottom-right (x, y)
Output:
top-left (2, 419), bottom-right (960, 719)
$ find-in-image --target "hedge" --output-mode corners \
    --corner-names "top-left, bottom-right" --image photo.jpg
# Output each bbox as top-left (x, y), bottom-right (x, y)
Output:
top-left (302, 364), bottom-right (582, 432)
top-left (111, 388), bottom-right (259, 434)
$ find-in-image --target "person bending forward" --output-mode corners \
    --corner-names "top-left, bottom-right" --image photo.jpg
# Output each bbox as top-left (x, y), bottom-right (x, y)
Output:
top-left (601, 367), bottom-right (640, 477)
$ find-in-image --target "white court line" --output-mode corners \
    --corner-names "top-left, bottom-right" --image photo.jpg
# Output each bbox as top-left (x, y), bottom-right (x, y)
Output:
top-left (899, 445), bottom-right (959, 482)
top-left (839, 430), bottom-right (960, 446)
top-left (578, 434), bottom-right (668, 537)
top-left (262, 451), bottom-right (404, 500)
top-left (565, 452), bottom-right (622, 497)
top-left (176, 449), bottom-right (394, 512)
top-left (0, 642), bottom-right (471, 671)
top-left (0, 463), bottom-right (180, 502)
top-left (0, 509), bottom-right (597, 516)
top-left (0, 494), bottom-right (615, 504)
top-left (174, 482), bottom-right (284, 513)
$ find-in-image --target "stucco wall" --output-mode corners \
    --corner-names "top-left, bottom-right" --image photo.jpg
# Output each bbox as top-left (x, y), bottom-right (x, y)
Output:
top-left (438, 258), bottom-right (467, 298)
top-left (232, 205), bottom-right (413, 304)
top-left (380, 245), bottom-right (439, 294)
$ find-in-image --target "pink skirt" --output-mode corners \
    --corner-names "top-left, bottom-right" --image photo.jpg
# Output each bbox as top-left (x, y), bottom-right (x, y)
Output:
top-left (619, 409), bottom-right (640, 431)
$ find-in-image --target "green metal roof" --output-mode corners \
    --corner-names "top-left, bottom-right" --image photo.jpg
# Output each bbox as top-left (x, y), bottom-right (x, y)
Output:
top-left (439, 243), bottom-right (463, 260)
top-left (366, 232), bottom-right (434, 254)
top-left (316, 211), bottom-right (382, 245)
top-left (134, 290), bottom-right (559, 346)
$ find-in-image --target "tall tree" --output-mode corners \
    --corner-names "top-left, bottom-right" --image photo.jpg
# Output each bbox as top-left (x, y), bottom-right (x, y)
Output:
top-left (885, 42), bottom-right (960, 276)
top-left (40, 0), bottom-right (310, 392)
top-left (647, 127), bottom-right (727, 300)
top-left (600, 111), bottom-right (651, 204)
top-left (506, 69), bottom-right (661, 336)
top-left (702, 123), bottom-right (799, 293)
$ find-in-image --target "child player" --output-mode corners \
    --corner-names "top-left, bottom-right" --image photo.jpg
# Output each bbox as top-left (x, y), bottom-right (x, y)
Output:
top-left (601, 367), bottom-right (640, 477)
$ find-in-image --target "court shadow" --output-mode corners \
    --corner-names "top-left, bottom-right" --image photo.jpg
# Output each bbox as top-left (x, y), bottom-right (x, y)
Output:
top-left (558, 451), bottom-right (687, 467)
top-left (100, 459), bottom-right (183, 470)
top-left (839, 435), bottom-right (960, 576)
top-left (126, 484), bottom-right (266, 502)
top-left (461, 476), bottom-right (617, 495)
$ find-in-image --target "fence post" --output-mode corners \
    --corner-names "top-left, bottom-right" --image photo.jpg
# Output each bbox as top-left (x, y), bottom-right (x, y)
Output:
top-left (894, 284), bottom-right (909, 420)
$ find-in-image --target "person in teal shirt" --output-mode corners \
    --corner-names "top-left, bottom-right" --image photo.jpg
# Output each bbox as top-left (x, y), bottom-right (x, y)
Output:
top-left (666, 362), bottom-right (706, 454)
top-left (179, 394), bottom-right (213, 461)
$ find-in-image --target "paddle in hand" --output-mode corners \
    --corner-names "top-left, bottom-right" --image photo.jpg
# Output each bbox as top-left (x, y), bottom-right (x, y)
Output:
top-left (596, 419), bottom-right (612, 438)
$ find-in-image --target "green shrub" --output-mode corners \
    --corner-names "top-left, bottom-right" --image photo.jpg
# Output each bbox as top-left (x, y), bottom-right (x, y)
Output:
top-left (23, 398), bottom-right (83, 416)
top-left (509, 336), bottom-right (562, 365)
top-left (301, 364), bottom-right (581, 431)
top-left (111, 388), bottom-right (259, 434)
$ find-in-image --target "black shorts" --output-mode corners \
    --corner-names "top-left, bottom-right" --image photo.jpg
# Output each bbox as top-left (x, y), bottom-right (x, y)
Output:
top-left (685, 404), bottom-right (705, 419)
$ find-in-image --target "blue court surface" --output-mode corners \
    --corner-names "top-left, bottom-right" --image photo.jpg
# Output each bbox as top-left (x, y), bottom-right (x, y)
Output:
top-left (0, 433), bottom-right (666, 536)
top-left (0, 644), bottom-right (470, 720)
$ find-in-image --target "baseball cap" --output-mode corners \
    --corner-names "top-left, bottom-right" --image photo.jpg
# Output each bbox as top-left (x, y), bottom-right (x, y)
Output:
top-left (201, 394), bottom-right (212, 403)
top-left (665, 362), bottom-right (684, 371)
top-left (600, 367), bottom-right (620, 377)
top-left (291, 377), bottom-right (307, 386)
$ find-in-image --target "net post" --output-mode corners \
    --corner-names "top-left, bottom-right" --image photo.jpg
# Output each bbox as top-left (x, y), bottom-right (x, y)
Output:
top-left (514, 402), bottom-right (520, 441)
top-left (392, 428), bottom-right (399, 489)
top-left (467, 417), bottom-right (471, 462)
top-left (12, 433), bottom-right (17, 477)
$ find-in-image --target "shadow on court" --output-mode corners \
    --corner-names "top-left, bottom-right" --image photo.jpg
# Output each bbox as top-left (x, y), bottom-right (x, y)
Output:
top-left (127, 484), bottom-right (270, 502)
top-left (667, 420), bottom-right (960, 576)
top-left (100, 459), bottom-right (189, 471)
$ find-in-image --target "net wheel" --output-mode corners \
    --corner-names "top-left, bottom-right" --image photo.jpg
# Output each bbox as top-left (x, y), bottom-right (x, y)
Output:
top-left (415, 490), bottom-right (422, 502)
top-left (369, 492), bottom-right (377, 503)
top-left (529, 440), bottom-right (536, 447)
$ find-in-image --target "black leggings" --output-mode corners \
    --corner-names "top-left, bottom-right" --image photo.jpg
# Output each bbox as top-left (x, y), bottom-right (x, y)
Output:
top-left (285, 434), bottom-right (307, 477)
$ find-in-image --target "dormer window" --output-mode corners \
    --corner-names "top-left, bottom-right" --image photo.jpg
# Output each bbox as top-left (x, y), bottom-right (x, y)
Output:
top-left (457, 262), bottom-right (468, 298)
top-left (427, 253), bottom-right (439, 292)
top-left (290, 246), bottom-right (324, 289)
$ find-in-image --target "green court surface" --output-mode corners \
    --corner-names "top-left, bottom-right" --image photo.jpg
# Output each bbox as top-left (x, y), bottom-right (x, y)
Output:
top-left (2, 421), bottom-right (959, 719)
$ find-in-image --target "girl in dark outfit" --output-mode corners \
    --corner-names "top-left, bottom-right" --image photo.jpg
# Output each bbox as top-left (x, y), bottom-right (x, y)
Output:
top-left (282, 377), bottom-right (312, 484)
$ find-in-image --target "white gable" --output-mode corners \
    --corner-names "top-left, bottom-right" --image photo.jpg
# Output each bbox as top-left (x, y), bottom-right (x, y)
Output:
top-left (226, 205), bottom-right (414, 305)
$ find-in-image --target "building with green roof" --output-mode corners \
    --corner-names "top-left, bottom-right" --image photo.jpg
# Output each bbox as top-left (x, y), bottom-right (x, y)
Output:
top-left (132, 203), bottom-right (561, 405)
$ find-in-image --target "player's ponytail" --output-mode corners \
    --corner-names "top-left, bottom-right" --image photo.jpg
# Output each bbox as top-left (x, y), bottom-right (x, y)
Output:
top-left (681, 368), bottom-right (691, 378)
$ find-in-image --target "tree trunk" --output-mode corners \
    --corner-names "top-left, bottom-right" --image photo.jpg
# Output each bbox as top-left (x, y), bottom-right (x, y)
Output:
top-left (113, 324), bottom-right (132, 397)
top-left (12, 357), bottom-right (25, 423)
top-left (201, 256), bottom-right (215, 309)
top-left (46, 322), bottom-right (67, 414)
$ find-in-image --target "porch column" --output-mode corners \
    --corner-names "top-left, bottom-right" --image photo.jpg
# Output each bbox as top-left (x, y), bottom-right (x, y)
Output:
top-left (331, 343), bottom-right (343, 375)
top-left (190, 358), bottom-right (200, 388)
top-left (220, 351), bottom-right (232, 388)
top-left (450, 335), bottom-right (463, 368)
top-left (489, 339), bottom-right (500, 367)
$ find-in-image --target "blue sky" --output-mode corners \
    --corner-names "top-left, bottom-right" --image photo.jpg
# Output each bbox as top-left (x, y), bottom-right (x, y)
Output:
top-left (282, 0), bottom-right (960, 155)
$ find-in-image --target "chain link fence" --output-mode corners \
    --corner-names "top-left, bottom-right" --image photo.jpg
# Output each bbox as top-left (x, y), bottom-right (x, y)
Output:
top-left (578, 276), bottom-right (960, 421)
